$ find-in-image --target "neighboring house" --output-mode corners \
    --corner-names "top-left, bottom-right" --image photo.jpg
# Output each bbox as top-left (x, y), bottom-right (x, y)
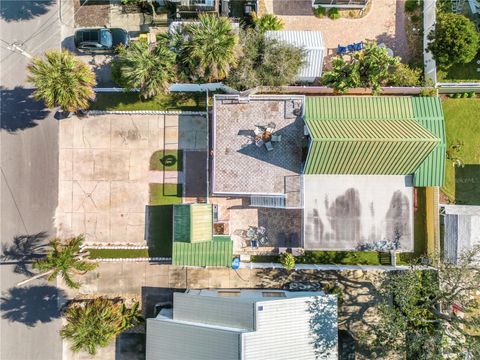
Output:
top-left (265, 30), bottom-right (325, 82)
top-left (211, 95), bottom-right (446, 252)
top-left (441, 205), bottom-right (480, 264)
top-left (146, 289), bottom-right (338, 360)
top-left (165, 0), bottom-right (258, 19)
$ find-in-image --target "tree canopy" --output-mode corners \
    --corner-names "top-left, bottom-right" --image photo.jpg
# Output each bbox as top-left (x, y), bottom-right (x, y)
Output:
top-left (111, 41), bottom-right (177, 99)
top-left (226, 29), bottom-right (306, 90)
top-left (322, 42), bottom-right (400, 94)
top-left (61, 297), bottom-right (143, 355)
top-left (368, 247), bottom-right (480, 359)
top-left (427, 12), bottom-right (480, 69)
top-left (162, 14), bottom-right (239, 82)
top-left (27, 50), bottom-right (96, 112)
top-left (31, 235), bottom-right (96, 289)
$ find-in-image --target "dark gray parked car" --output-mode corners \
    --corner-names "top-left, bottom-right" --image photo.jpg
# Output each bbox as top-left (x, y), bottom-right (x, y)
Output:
top-left (74, 28), bottom-right (129, 53)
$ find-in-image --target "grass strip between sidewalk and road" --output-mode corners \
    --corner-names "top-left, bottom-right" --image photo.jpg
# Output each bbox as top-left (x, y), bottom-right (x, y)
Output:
top-left (87, 248), bottom-right (149, 259)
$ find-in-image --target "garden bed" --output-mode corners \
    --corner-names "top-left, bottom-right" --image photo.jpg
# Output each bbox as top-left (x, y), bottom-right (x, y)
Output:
top-left (150, 150), bottom-right (183, 171)
top-left (90, 92), bottom-right (207, 112)
top-left (87, 248), bottom-right (149, 259)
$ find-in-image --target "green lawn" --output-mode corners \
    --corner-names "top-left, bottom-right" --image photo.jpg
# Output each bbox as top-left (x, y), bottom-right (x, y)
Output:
top-left (150, 150), bottom-right (183, 171)
top-left (149, 183), bottom-right (183, 205)
top-left (441, 98), bottom-right (480, 203)
top-left (437, 55), bottom-right (480, 82)
top-left (147, 205), bottom-right (174, 258)
top-left (90, 92), bottom-right (207, 111)
top-left (87, 248), bottom-right (149, 259)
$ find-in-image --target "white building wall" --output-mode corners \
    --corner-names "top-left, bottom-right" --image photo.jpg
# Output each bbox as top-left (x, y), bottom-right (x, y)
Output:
top-left (242, 296), bottom-right (338, 360)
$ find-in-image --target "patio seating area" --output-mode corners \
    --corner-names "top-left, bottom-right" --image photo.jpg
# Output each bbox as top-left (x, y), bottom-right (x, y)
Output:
top-left (229, 205), bottom-right (302, 255)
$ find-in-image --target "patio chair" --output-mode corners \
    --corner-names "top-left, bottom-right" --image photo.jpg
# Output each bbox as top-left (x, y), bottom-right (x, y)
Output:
top-left (267, 122), bottom-right (276, 130)
top-left (354, 42), bottom-right (363, 51)
top-left (265, 141), bottom-right (274, 151)
top-left (337, 45), bottom-right (347, 55)
top-left (255, 139), bottom-right (264, 147)
top-left (271, 134), bottom-right (282, 142)
top-left (347, 44), bottom-right (355, 52)
top-left (254, 126), bottom-right (263, 136)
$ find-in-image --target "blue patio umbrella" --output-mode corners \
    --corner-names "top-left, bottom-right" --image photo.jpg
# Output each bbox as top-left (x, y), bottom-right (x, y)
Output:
top-left (231, 257), bottom-right (240, 270)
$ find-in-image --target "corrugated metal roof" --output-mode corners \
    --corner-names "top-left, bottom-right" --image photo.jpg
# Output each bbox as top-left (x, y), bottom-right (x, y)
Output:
top-left (304, 120), bottom-right (439, 175)
top-left (173, 204), bottom-right (212, 243)
top-left (304, 96), bottom-right (446, 185)
top-left (264, 30), bottom-right (324, 80)
top-left (412, 97), bottom-right (446, 187)
top-left (172, 236), bottom-right (233, 267)
top-left (305, 96), bottom-right (413, 121)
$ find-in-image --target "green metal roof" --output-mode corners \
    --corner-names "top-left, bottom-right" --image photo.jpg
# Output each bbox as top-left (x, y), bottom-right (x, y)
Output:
top-left (305, 96), bottom-right (413, 121)
top-left (412, 97), bottom-right (446, 187)
top-left (172, 236), bottom-right (233, 267)
top-left (173, 204), bottom-right (213, 243)
top-left (304, 96), bottom-right (446, 185)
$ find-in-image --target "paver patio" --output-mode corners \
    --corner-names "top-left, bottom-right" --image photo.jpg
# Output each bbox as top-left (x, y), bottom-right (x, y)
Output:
top-left (265, 0), bottom-right (410, 62)
top-left (55, 112), bottom-right (207, 245)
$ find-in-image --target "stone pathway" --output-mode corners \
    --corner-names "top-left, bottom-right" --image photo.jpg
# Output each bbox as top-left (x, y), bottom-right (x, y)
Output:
top-left (265, 0), bottom-right (410, 62)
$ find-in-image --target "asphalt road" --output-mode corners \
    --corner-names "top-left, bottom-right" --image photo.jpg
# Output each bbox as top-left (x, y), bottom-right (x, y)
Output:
top-left (1, 1), bottom-right (62, 359)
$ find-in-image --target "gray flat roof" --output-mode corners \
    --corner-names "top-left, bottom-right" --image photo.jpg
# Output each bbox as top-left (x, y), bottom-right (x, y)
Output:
top-left (304, 175), bottom-right (414, 251)
top-left (212, 95), bottom-right (304, 196)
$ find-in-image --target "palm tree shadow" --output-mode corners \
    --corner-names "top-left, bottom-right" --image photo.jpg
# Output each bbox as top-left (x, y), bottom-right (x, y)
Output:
top-left (0, 285), bottom-right (65, 327)
top-left (1, 232), bottom-right (49, 276)
top-left (0, 0), bottom-right (54, 22)
top-left (0, 87), bottom-right (50, 132)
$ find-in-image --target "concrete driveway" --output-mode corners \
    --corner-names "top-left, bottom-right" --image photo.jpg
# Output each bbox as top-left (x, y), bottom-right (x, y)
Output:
top-left (55, 112), bottom-right (207, 245)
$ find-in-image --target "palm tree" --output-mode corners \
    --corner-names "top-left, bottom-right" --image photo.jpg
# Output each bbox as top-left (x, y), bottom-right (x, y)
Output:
top-left (183, 14), bottom-right (239, 82)
top-left (61, 297), bottom-right (143, 355)
top-left (112, 40), bottom-right (177, 99)
top-left (252, 13), bottom-right (284, 32)
top-left (17, 235), bottom-right (96, 288)
top-left (27, 50), bottom-right (96, 112)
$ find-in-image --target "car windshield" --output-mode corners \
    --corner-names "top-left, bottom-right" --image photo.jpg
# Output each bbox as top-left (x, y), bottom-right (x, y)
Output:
top-left (99, 29), bottom-right (112, 48)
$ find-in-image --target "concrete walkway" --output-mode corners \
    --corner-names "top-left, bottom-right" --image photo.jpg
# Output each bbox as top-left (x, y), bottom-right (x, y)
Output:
top-left (424, 0), bottom-right (437, 84)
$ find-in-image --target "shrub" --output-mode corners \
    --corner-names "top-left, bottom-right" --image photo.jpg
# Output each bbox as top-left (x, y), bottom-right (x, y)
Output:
top-left (313, 6), bottom-right (326, 18)
top-left (427, 13), bottom-right (480, 69)
top-left (419, 88), bottom-right (437, 97)
top-left (327, 7), bottom-right (340, 20)
top-left (387, 62), bottom-right (421, 86)
top-left (405, 0), bottom-right (419, 12)
top-left (280, 252), bottom-right (295, 270)
top-left (411, 14), bottom-right (421, 23)
top-left (252, 13), bottom-right (284, 32)
top-left (226, 29), bottom-right (306, 90)
top-left (467, 91), bottom-right (476, 98)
